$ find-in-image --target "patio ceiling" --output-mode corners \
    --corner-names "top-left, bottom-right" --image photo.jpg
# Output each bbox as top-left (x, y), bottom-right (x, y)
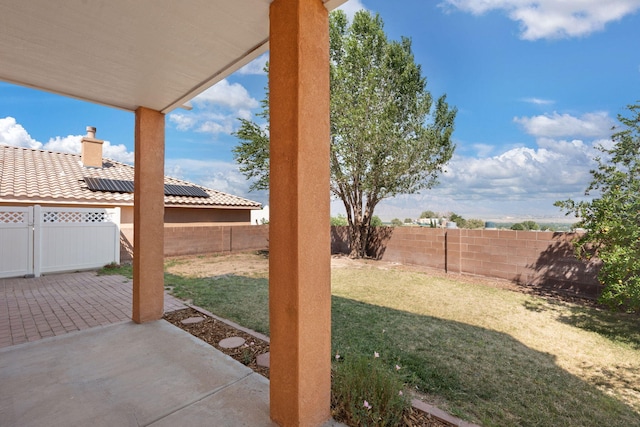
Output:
top-left (0, 0), bottom-right (346, 114)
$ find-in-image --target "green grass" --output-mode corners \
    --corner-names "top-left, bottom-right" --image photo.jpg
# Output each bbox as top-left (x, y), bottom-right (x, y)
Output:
top-left (167, 273), bottom-right (269, 335)
top-left (99, 259), bottom-right (640, 426)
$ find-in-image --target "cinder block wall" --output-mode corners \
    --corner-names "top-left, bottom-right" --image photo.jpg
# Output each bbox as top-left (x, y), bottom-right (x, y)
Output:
top-left (119, 224), bottom-right (269, 262)
top-left (332, 226), bottom-right (601, 298)
top-left (370, 226), bottom-right (446, 270)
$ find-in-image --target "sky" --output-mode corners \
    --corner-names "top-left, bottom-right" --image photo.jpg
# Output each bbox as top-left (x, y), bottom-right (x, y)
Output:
top-left (2, 0), bottom-right (640, 222)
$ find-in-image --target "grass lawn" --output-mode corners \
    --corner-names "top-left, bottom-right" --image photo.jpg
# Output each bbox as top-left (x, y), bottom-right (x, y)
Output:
top-left (103, 255), bottom-right (640, 426)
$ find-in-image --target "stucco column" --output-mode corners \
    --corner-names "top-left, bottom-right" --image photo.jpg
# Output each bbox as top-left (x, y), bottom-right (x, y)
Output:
top-left (269, 0), bottom-right (331, 426)
top-left (132, 107), bottom-right (165, 323)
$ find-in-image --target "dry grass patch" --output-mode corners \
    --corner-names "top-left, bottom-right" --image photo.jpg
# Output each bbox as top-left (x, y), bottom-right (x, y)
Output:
top-left (331, 267), bottom-right (640, 425)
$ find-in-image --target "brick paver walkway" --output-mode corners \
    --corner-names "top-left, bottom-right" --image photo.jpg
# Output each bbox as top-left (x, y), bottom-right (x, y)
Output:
top-left (0, 271), bottom-right (186, 348)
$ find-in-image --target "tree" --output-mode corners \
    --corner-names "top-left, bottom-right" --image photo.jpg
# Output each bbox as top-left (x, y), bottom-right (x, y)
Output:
top-left (233, 69), bottom-right (270, 192)
top-left (331, 214), bottom-right (348, 226)
top-left (420, 210), bottom-right (437, 219)
top-left (466, 218), bottom-right (485, 229)
top-left (233, 10), bottom-right (456, 258)
top-left (511, 221), bottom-right (539, 231)
top-left (390, 218), bottom-right (404, 227)
top-left (370, 216), bottom-right (383, 227)
top-left (555, 103), bottom-right (640, 311)
top-left (404, 218), bottom-right (413, 224)
top-left (449, 212), bottom-right (466, 228)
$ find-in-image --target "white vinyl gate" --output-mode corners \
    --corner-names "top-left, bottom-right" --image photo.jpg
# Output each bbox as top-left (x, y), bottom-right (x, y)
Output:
top-left (0, 205), bottom-right (120, 278)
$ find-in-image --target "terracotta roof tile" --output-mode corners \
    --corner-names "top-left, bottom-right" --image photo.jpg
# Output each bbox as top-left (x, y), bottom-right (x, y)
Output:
top-left (0, 145), bottom-right (261, 209)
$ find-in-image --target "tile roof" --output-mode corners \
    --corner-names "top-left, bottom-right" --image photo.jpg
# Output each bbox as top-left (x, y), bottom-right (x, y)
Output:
top-left (0, 145), bottom-right (261, 209)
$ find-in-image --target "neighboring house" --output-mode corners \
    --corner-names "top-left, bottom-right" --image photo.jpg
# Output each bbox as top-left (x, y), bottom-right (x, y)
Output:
top-left (0, 127), bottom-right (261, 223)
top-left (0, 127), bottom-right (262, 267)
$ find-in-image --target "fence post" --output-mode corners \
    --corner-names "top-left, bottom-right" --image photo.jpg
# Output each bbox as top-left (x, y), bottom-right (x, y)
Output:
top-left (445, 229), bottom-right (461, 274)
top-left (111, 207), bottom-right (121, 265)
top-left (33, 205), bottom-right (42, 277)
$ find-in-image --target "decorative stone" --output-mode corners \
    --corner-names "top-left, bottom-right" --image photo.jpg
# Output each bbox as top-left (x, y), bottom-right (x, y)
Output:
top-left (181, 317), bottom-right (205, 325)
top-left (219, 336), bottom-right (245, 349)
top-left (256, 352), bottom-right (270, 368)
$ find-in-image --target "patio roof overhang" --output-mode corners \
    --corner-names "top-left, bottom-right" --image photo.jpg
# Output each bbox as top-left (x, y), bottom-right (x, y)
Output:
top-left (0, 0), bottom-right (345, 113)
top-left (1, 1), bottom-right (346, 425)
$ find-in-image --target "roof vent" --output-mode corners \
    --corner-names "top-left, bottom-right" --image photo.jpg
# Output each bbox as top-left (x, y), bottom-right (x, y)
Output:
top-left (81, 126), bottom-right (104, 168)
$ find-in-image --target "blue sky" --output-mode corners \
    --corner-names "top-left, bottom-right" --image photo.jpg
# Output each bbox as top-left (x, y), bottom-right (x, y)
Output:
top-left (2, 0), bottom-right (640, 221)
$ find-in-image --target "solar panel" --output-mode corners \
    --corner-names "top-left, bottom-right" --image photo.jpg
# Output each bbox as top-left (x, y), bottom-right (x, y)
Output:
top-left (84, 177), bottom-right (210, 198)
top-left (164, 184), bottom-right (210, 198)
top-left (84, 177), bottom-right (134, 193)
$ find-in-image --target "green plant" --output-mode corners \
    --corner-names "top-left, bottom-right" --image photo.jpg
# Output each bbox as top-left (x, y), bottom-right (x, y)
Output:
top-left (240, 348), bottom-right (253, 365)
top-left (390, 218), bottom-right (404, 227)
top-left (449, 212), bottom-right (466, 228)
top-left (465, 218), bottom-right (485, 229)
top-left (556, 103), bottom-right (640, 311)
top-left (370, 216), bottom-right (383, 227)
top-left (331, 214), bottom-right (349, 226)
top-left (332, 353), bottom-right (409, 427)
top-left (98, 263), bottom-right (132, 277)
top-left (420, 210), bottom-right (437, 219)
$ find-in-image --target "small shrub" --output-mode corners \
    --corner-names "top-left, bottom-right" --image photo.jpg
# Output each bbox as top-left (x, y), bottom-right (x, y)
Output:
top-left (332, 353), bottom-right (409, 427)
top-left (102, 262), bottom-right (120, 269)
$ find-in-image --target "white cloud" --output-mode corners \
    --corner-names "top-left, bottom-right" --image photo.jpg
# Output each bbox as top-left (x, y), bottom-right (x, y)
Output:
top-left (441, 0), bottom-right (640, 40)
top-left (101, 142), bottom-right (135, 164)
top-left (43, 135), bottom-right (81, 154)
top-left (0, 117), bottom-right (41, 149)
top-left (193, 79), bottom-right (258, 110)
top-left (366, 138), bottom-right (599, 221)
top-left (471, 143), bottom-right (496, 157)
top-left (169, 79), bottom-right (260, 136)
top-left (337, 0), bottom-right (367, 21)
top-left (43, 135), bottom-right (135, 164)
top-left (0, 117), bottom-right (134, 164)
top-left (514, 111), bottom-right (615, 138)
top-left (169, 114), bottom-right (197, 131)
top-left (340, 110), bottom-right (615, 221)
top-left (522, 97), bottom-right (555, 106)
top-left (237, 53), bottom-right (269, 75)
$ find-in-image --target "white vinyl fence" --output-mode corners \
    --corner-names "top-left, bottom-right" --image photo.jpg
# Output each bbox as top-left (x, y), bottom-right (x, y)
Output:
top-left (0, 205), bottom-right (120, 278)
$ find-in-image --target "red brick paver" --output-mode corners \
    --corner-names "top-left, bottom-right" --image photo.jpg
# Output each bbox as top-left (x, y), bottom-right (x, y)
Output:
top-left (0, 272), bottom-right (186, 348)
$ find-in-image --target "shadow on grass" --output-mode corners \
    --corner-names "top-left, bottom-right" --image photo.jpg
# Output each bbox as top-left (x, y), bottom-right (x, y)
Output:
top-left (331, 295), bottom-right (639, 427)
top-left (555, 305), bottom-right (640, 350)
top-left (519, 290), bottom-right (640, 350)
top-left (136, 270), bottom-right (639, 427)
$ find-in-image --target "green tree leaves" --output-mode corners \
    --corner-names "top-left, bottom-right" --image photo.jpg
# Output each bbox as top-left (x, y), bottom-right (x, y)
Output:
top-left (330, 10), bottom-right (455, 257)
top-left (555, 103), bottom-right (640, 311)
top-left (233, 10), bottom-right (456, 258)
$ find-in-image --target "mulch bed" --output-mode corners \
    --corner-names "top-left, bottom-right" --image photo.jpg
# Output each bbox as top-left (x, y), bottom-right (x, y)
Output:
top-left (163, 307), bottom-right (270, 378)
top-left (163, 307), bottom-right (457, 427)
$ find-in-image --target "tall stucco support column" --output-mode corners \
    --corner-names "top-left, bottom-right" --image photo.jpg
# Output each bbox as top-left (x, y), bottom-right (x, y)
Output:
top-left (269, 1), bottom-right (331, 426)
top-left (132, 107), bottom-right (165, 323)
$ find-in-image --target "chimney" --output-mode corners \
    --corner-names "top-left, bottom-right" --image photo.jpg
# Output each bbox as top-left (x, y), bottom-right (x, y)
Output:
top-left (81, 126), bottom-right (104, 168)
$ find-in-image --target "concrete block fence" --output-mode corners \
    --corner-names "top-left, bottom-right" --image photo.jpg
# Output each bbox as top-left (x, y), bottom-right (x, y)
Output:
top-left (332, 226), bottom-right (602, 299)
top-left (119, 224), bottom-right (269, 262)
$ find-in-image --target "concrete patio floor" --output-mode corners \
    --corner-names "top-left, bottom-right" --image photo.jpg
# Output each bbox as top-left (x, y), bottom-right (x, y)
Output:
top-left (0, 320), bottom-right (275, 427)
top-left (0, 272), bottom-right (343, 427)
